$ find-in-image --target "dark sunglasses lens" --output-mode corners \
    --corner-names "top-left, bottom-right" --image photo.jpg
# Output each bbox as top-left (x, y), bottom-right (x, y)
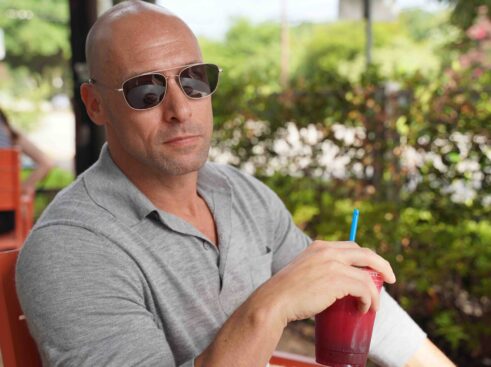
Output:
top-left (123, 74), bottom-right (166, 109)
top-left (180, 64), bottom-right (220, 99)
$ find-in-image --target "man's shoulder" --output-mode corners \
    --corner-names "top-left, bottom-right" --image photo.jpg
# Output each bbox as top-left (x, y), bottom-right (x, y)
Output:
top-left (34, 171), bottom-right (113, 231)
top-left (21, 171), bottom-right (130, 268)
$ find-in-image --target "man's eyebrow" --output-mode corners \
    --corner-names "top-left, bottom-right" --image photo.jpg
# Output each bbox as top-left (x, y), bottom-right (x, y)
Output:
top-left (125, 60), bottom-right (205, 78)
top-left (186, 59), bottom-right (202, 65)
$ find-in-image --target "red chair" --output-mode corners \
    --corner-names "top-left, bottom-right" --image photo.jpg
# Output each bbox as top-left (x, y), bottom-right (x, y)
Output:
top-left (0, 249), bottom-right (42, 367)
top-left (0, 148), bottom-right (34, 251)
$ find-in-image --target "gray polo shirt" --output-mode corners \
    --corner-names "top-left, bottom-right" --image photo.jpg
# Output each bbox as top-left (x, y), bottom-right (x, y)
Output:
top-left (16, 144), bottom-right (426, 367)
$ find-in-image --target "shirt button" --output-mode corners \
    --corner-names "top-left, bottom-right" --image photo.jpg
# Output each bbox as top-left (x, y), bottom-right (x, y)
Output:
top-left (202, 241), bottom-right (209, 250)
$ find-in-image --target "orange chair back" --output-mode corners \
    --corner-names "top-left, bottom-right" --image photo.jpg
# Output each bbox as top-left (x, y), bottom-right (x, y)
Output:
top-left (0, 149), bottom-right (34, 250)
top-left (0, 249), bottom-right (42, 367)
top-left (0, 149), bottom-right (20, 208)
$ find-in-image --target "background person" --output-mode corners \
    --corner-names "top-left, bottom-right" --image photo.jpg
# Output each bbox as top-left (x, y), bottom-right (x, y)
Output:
top-left (0, 107), bottom-right (53, 234)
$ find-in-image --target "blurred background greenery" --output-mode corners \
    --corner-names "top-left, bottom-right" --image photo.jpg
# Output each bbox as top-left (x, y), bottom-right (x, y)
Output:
top-left (1, 0), bottom-right (490, 365)
top-left (205, 6), bottom-right (491, 365)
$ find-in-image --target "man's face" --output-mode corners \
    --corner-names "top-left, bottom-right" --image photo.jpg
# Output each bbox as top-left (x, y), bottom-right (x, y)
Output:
top-left (95, 14), bottom-right (214, 178)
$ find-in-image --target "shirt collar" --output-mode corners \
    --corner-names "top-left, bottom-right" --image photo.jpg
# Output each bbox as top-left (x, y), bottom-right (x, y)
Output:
top-left (83, 143), bottom-right (231, 227)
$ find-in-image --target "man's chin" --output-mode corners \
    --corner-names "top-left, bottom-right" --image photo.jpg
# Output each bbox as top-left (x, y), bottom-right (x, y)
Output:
top-left (156, 156), bottom-right (208, 177)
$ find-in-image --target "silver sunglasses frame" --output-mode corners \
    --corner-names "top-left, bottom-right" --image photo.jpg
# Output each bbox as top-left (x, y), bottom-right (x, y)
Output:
top-left (88, 62), bottom-right (222, 110)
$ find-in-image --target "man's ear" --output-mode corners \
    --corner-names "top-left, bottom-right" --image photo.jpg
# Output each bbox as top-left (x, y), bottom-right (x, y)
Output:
top-left (80, 83), bottom-right (108, 126)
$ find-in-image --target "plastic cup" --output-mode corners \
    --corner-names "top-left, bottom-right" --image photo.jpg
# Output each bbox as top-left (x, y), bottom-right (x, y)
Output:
top-left (315, 268), bottom-right (384, 367)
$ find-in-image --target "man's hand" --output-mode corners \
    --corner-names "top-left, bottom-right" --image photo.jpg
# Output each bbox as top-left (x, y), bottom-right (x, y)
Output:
top-left (196, 241), bottom-right (396, 367)
top-left (254, 240), bottom-right (397, 325)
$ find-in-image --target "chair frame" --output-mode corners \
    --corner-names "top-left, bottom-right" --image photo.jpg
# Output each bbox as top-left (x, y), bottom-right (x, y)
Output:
top-left (270, 350), bottom-right (320, 366)
top-left (0, 249), bottom-right (42, 367)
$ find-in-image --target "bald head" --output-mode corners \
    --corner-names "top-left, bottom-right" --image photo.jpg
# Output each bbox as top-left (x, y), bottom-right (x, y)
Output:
top-left (85, 1), bottom-right (200, 82)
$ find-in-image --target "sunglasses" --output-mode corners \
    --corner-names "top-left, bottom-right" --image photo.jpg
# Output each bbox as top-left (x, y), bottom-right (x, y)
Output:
top-left (89, 63), bottom-right (222, 110)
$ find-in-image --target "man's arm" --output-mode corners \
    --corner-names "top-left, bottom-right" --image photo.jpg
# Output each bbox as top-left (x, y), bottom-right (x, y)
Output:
top-left (193, 268), bottom-right (456, 367)
top-left (16, 134), bottom-right (54, 196)
top-left (259, 181), bottom-right (455, 367)
top-left (194, 240), bottom-right (396, 367)
top-left (368, 290), bottom-right (457, 367)
top-left (194, 287), bottom-right (285, 367)
top-left (17, 226), bottom-right (185, 367)
top-left (405, 339), bottom-right (456, 367)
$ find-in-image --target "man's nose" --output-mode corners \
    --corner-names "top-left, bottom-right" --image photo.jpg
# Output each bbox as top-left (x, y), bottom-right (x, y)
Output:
top-left (160, 76), bottom-right (192, 123)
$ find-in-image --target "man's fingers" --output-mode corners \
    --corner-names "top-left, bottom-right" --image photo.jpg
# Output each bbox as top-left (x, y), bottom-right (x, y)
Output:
top-left (342, 265), bottom-right (381, 312)
top-left (309, 242), bottom-right (396, 283)
top-left (329, 247), bottom-right (396, 284)
top-left (311, 240), bottom-right (360, 251)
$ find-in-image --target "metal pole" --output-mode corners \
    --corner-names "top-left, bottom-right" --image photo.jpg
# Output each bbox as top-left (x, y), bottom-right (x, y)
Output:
top-left (70, 0), bottom-right (104, 175)
top-left (280, 0), bottom-right (289, 88)
top-left (364, 0), bottom-right (372, 68)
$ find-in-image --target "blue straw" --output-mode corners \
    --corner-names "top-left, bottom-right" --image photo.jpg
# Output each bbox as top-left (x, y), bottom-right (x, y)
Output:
top-left (349, 208), bottom-right (360, 241)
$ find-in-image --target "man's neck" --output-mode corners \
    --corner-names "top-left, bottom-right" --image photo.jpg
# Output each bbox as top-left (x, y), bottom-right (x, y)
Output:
top-left (143, 173), bottom-right (202, 216)
top-left (126, 164), bottom-right (202, 217)
top-left (124, 163), bottom-right (218, 245)
top-left (105, 143), bottom-right (203, 214)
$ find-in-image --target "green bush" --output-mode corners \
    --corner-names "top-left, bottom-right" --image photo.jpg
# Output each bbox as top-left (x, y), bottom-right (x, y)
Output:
top-left (261, 174), bottom-right (490, 364)
top-left (211, 39), bottom-right (491, 365)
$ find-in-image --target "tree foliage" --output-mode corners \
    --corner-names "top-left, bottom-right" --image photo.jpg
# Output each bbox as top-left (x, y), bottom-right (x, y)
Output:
top-left (440, 0), bottom-right (491, 30)
top-left (0, 0), bottom-right (71, 129)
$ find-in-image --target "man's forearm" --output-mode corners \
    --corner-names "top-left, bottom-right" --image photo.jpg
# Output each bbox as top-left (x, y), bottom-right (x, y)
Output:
top-left (405, 338), bottom-right (456, 367)
top-left (195, 286), bottom-right (286, 367)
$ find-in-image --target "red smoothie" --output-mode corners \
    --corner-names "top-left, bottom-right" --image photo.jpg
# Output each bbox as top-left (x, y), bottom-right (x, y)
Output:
top-left (315, 268), bottom-right (384, 367)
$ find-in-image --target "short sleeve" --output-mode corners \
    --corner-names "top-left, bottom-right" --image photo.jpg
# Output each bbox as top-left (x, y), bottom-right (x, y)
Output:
top-left (369, 288), bottom-right (427, 366)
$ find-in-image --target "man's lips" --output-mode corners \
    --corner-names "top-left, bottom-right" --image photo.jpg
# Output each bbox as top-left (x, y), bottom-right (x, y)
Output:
top-left (164, 135), bottom-right (201, 145)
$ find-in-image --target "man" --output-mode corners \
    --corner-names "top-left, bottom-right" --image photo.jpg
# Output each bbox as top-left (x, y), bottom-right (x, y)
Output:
top-left (16, 1), bottom-right (455, 366)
